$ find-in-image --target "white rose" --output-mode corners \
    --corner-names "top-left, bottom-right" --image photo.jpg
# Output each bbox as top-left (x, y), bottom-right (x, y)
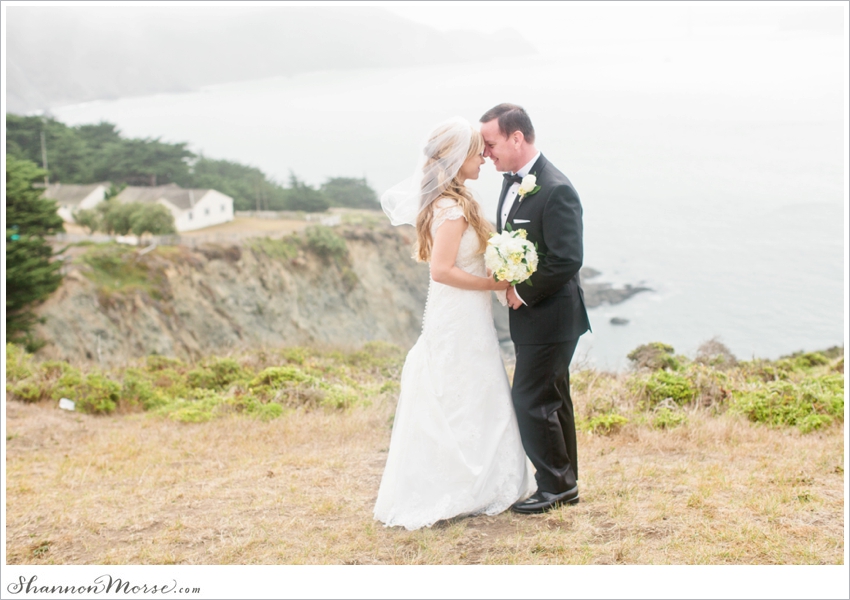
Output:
top-left (518, 174), bottom-right (537, 196)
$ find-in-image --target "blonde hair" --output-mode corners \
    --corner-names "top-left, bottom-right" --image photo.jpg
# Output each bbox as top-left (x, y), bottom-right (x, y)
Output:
top-left (414, 128), bottom-right (492, 262)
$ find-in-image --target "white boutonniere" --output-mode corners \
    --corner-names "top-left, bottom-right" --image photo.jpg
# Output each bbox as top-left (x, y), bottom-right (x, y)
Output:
top-left (517, 173), bottom-right (541, 202)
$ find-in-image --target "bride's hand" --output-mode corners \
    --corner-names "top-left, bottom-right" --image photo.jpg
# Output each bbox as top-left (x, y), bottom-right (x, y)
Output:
top-left (491, 278), bottom-right (511, 291)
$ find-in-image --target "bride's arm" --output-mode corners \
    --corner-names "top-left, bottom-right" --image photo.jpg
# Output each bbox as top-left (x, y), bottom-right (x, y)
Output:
top-left (430, 217), bottom-right (510, 292)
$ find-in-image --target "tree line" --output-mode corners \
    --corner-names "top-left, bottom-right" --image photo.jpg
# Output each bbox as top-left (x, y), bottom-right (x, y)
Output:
top-left (5, 114), bottom-right (380, 213)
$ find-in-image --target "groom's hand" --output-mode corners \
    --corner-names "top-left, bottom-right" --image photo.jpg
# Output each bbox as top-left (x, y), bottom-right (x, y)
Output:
top-left (506, 287), bottom-right (523, 310)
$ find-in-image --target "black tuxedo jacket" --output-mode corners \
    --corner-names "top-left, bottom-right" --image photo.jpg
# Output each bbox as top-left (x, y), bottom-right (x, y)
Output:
top-left (497, 154), bottom-right (591, 345)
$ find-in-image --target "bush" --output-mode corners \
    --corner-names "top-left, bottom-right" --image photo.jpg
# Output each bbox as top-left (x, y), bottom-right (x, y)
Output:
top-left (653, 407), bottom-right (688, 429)
top-left (730, 375), bottom-right (843, 432)
top-left (305, 226), bottom-right (347, 261)
top-left (695, 338), bottom-right (737, 369)
top-left (634, 370), bottom-right (697, 407)
top-left (247, 236), bottom-right (301, 262)
top-left (121, 368), bottom-right (162, 410)
top-left (129, 203), bottom-right (176, 237)
top-left (81, 244), bottom-right (173, 302)
top-left (146, 355), bottom-right (186, 371)
top-left (6, 343), bottom-right (34, 382)
top-left (187, 358), bottom-right (246, 390)
top-left (581, 413), bottom-right (628, 435)
top-left (776, 352), bottom-right (830, 371)
top-left (96, 200), bottom-right (176, 237)
top-left (627, 342), bottom-right (680, 371)
top-left (250, 366), bottom-right (313, 387)
top-left (55, 371), bottom-right (121, 414)
top-left (157, 389), bottom-right (226, 423)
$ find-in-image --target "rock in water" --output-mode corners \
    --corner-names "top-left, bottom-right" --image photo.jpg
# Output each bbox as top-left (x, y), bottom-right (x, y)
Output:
top-left (610, 317), bottom-right (629, 325)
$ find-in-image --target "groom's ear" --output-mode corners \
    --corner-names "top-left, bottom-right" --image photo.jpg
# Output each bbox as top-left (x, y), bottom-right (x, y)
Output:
top-left (511, 130), bottom-right (525, 147)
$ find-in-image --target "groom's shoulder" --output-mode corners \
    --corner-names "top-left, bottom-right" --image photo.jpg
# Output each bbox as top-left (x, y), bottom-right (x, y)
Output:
top-left (538, 156), bottom-right (575, 191)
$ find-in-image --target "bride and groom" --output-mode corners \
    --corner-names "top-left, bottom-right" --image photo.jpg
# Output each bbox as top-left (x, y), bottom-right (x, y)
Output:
top-left (375, 104), bottom-right (591, 530)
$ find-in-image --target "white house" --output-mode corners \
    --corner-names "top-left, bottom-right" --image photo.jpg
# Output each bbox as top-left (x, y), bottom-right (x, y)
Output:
top-left (114, 184), bottom-right (234, 232)
top-left (43, 182), bottom-right (109, 222)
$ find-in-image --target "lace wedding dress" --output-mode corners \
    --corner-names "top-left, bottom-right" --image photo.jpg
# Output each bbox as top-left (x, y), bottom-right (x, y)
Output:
top-left (374, 198), bottom-right (535, 530)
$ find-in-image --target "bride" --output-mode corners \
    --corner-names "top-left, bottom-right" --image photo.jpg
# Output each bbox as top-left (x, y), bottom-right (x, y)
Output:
top-left (374, 117), bottom-right (535, 530)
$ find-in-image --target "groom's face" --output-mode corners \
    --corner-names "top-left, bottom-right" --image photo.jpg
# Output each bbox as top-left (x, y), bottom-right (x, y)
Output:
top-left (480, 119), bottom-right (519, 173)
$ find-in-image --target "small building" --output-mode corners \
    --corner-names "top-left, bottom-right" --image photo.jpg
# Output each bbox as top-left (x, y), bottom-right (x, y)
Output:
top-left (43, 182), bottom-right (109, 222)
top-left (114, 183), bottom-right (234, 232)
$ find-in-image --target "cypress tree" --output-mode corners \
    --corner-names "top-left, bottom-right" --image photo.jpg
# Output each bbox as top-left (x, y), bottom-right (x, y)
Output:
top-left (5, 156), bottom-right (65, 347)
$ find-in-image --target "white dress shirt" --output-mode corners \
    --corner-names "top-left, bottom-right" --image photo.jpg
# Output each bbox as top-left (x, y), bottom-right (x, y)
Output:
top-left (500, 151), bottom-right (541, 229)
top-left (501, 152), bottom-right (540, 306)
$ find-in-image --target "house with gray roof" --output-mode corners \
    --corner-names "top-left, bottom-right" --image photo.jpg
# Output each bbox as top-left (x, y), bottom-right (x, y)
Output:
top-left (43, 182), bottom-right (109, 222)
top-left (113, 183), bottom-right (234, 232)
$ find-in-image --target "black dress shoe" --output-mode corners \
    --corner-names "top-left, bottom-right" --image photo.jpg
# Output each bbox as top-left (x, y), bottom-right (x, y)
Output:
top-left (511, 486), bottom-right (579, 514)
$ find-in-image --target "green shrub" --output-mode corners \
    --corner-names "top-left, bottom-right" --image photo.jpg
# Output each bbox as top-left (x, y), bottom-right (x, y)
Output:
top-left (740, 360), bottom-right (791, 383)
top-left (121, 368), bottom-right (162, 409)
top-left (55, 371), bottom-right (120, 414)
top-left (156, 389), bottom-right (225, 423)
top-left (247, 236), bottom-right (301, 261)
top-left (226, 395), bottom-right (286, 421)
top-left (321, 384), bottom-right (361, 409)
top-left (250, 366), bottom-right (313, 387)
top-left (730, 375), bottom-right (844, 432)
top-left (82, 244), bottom-right (170, 300)
top-left (305, 226), bottom-right (347, 261)
top-left (694, 338), bottom-right (737, 370)
top-left (187, 358), bottom-right (246, 390)
top-left (581, 413), bottom-right (628, 435)
top-left (779, 352), bottom-right (830, 371)
top-left (5, 343), bottom-right (34, 382)
top-left (40, 360), bottom-right (75, 379)
top-left (8, 381), bottom-right (46, 403)
top-left (145, 355), bottom-right (186, 371)
top-left (634, 370), bottom-right (697, 407)
top-left (653, 408), bottom-right (688, 429)
top-left (148, 367), bottom-right (190, 400)
top-left (627, 342), bottom-right (680, 371)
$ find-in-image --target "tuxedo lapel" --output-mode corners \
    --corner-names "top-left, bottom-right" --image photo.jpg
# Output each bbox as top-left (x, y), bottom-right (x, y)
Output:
top-left (506, 154), bottom-right (548, 226)
top-left (496, 176), bottom-right (512, 232)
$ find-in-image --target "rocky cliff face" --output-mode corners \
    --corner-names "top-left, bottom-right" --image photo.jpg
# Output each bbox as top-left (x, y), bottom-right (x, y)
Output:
top-left (33, 223), bottom-right (647, 366)
top-left (35, 225), bottom-right (433, 365)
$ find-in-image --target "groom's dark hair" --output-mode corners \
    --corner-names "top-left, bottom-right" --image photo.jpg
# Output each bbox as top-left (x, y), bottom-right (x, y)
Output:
top-left (480, 103), bottom-right (535, 144)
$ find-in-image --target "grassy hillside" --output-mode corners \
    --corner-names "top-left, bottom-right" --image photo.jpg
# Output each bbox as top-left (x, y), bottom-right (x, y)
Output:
top-left (4, 341), bottom-right (844, 565)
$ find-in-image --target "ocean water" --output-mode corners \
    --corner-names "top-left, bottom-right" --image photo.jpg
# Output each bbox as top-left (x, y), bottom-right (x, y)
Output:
top-left (53, 36), bottom-right (846, 369)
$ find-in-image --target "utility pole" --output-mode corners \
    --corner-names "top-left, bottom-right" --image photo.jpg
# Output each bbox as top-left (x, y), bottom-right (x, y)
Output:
top-left (40, 130), bottom-right (49, 187)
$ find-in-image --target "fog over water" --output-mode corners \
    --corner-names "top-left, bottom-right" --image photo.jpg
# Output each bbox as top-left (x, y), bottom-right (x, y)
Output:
top-left (35, 3), bottom-right (847, 368)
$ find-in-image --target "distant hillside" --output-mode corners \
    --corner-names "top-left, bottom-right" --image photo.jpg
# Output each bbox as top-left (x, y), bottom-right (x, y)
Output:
top-left (6, 6), bottom-right (537, 114)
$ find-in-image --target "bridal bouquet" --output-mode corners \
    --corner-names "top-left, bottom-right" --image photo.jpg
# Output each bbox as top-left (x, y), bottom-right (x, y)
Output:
top-left (485, 227), bottom-right (539, 305)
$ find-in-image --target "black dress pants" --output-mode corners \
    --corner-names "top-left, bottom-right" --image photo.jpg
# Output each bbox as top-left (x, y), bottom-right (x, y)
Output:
top-left (511, 339), bottom-right (579, 494)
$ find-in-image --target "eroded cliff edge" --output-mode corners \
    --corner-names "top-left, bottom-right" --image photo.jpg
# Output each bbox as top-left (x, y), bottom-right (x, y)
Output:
top-left (34, 224), bottom-right (648, 365)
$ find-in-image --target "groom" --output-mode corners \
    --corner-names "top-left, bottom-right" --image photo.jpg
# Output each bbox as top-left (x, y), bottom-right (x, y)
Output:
top-left (480, 103), bottom-right (591, 514)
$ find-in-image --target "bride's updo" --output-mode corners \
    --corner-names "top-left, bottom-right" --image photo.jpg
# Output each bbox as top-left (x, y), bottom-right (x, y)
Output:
top-left (414, 126), bottom-right (493, 263)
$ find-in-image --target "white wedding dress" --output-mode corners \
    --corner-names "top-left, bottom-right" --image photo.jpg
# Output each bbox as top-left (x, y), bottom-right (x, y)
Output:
top-left (374, 198), bottom-right (535, 530)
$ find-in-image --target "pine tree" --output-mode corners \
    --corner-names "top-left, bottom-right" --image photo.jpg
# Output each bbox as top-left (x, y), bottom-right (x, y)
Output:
top-left (5, 156), bottom-right (65, 347)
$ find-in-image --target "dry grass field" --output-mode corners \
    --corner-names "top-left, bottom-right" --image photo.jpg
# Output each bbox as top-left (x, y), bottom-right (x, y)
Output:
top-left (5, 391), bottom-right (844, 565)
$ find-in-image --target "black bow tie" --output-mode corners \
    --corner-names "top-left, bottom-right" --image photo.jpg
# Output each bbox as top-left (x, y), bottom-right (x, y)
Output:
top-left (503, 173), bottom-right (523, 185)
